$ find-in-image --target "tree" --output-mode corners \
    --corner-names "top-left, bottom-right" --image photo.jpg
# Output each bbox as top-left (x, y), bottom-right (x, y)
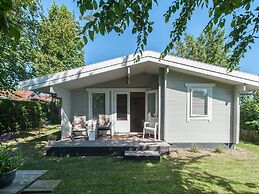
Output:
top-left (76, 0), bottom-right (258, 69)
top-left (0, 0), bottom-right (20, 43)
top-left (173, 28), bottom-right (231, 68)
top-left (0, 0), bottom-right (42, 90)
top-left (33, 3), bottom-right (84, 76)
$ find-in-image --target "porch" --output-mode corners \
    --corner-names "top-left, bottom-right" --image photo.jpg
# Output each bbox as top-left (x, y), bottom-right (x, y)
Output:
top-left (46, 138), bottom-right (170, 156)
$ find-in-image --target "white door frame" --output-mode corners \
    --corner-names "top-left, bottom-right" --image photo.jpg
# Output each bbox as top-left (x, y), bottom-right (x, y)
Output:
top-left (113, 91), bottom-right (130, 133)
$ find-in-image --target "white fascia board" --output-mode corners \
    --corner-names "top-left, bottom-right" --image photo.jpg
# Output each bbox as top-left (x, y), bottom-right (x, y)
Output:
top-left (144, 53), bottom-right (259, 87)
top-left (20, 50), bottom-right (259, 90)
top-left (20, 54), bottom-right (139, 90)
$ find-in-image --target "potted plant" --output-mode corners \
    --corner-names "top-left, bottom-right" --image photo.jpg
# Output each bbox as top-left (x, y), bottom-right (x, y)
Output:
top-left (0, 133), bottom-right (22, 188)
top-left (47, 134), bottom-right (57, 146)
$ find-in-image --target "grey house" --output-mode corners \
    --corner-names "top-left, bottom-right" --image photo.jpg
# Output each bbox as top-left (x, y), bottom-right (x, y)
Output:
top-left (20, 51), bottom-right (259, 146)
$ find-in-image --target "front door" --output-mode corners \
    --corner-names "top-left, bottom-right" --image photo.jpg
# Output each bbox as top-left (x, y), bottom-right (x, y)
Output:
top-left (130, 92), bottom-right (145, 132)
top-left (114, 92), bottom-right (130, 133)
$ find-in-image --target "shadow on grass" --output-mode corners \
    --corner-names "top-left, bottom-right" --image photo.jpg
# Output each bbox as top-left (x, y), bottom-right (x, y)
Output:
top-left (9, 128), bottom-right (259, 194)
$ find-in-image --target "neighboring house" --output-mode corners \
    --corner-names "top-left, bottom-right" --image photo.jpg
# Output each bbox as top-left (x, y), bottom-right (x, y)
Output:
top-left (12, 90), bottom-right (52, 103)
top-left (19, 51), bottom-right (259, 146)
top-left (12, 90), bottom-right (36, 100)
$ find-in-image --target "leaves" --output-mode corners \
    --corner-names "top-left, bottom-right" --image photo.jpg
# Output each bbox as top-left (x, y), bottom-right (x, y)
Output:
top-left (0, 0), bottom-right (42, 91)
top-left (33, 3), bottom-right (84, 77)
top-left (76, 0), bottom-right (258, 69)
top-left (172, 27), bottom-right (231, 68)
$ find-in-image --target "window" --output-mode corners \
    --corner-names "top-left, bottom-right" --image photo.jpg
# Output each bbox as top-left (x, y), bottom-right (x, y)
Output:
top-left (185, 83), bottom-right (214, 121)
top-left (92, 93), bottom-right (106, 119)
top-left (191, 88), bottom-right (208, 116)
top-left (116, 94), bottom-right (128, 120)
top-left (147, 92), bottom-right (156, 117)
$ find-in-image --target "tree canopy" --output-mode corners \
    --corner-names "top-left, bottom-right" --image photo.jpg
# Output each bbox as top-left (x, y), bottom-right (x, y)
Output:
top-left (33, 3), bottom-right (84, 77)
top-left (173, 27), bottom-right (231, 68)
top-left (76, 0), bottom-right (258, 69)
top-left (0, 0), bottom-right (42, 90)
top-left (0, 2), bottom-right (84, 90)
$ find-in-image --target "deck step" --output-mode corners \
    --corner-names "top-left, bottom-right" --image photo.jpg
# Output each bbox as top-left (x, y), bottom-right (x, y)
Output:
top-left (124, 150), bottom-right (160, 161)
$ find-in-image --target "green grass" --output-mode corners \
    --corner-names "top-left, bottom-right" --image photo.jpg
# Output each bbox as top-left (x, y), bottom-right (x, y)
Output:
top-left (7, 126), bottom-right (259, 194)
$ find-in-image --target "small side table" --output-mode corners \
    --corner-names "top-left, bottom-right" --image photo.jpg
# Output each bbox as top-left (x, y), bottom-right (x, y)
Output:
top-left (88, 130), bottom-right (96, 141)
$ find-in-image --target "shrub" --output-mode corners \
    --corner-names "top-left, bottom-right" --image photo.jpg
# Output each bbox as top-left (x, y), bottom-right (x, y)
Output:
top-left (214, 146), bottom-right (225, 153)
top-left (190, 144), bottom-right (199, 153)
top-left (0, 133), bottom-right (23, 175)
top-left (0, 99), bottom-right (49, 134)
top-left (240, 95), bottom-right (259, 132)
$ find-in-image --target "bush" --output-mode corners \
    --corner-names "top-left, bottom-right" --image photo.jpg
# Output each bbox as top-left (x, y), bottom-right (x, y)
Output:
top-left (214, 146), bottom-right (225, 153)
top-left (190, 144), bottom-right (200, 153)
top-left (0, 99), bottom-right (49, 134)
top-left (240, 95), bottom-right (259, 132)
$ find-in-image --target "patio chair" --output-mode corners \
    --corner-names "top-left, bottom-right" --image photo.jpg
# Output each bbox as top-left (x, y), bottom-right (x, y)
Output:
top-left (143, 117), bottom-right (158, 140)
top-left (71, 115), bottom-right (88, 140)
top-left (96, 114), bottom-right (112, 138)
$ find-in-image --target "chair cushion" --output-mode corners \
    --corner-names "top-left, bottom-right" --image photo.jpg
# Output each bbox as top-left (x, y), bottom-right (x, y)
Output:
top-left (73, 116), bottom-right (87, 130)
top-left (98, 115), bottom-right (110, 127)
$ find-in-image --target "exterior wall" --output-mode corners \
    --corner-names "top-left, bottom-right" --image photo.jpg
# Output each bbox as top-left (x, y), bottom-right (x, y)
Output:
top-left (50, 86), bottom-right (72, 139)
top-left (89, 73), bottom-right (158, 89)
top-left (164, 71), bottom-right (234, 143)
top-left (71, 88), bottom-right (89, 119)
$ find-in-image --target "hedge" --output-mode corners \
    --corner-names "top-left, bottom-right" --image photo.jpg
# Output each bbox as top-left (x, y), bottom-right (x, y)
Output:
top-left (0, 99), bottom-right (49, 134)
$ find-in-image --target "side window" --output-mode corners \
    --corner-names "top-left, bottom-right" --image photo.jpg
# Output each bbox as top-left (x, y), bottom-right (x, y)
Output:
top-left (185, 83), bottom-right (214, 121)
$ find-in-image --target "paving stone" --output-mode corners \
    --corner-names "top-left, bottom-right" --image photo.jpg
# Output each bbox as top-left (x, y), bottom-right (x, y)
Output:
top-left (22, 180), bottom-right (61, 193)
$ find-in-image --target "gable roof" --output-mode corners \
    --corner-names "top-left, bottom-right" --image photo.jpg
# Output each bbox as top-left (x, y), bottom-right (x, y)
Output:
top-left (13, 90), bottom-right (34, 99)
top-left (19, 50), bottom-right (259, 91)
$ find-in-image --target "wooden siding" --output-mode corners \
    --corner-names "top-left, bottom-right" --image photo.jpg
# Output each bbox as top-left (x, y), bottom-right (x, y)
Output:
top-left (164, 71), bottom-right (234, 143)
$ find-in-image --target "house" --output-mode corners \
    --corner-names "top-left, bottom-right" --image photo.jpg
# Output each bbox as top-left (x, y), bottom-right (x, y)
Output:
top-left (19, 51), bottom-right (259, 146)
top-left (12, 90), bottom-right (52, 103)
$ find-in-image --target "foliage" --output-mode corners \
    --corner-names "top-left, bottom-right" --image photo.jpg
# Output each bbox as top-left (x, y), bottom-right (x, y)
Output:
top-left (0, 0), bottom-right (42, 91)
top-left (240, 92), bottom-right (259, 132)
top-left (0, 133), bottom-right (22, 175)
top-left (172, 27), bottom-right (231, 68)
top-left (214, 146), bottom-right (225, 153)
top-left (0, 99), bottom-right (48, 134)
top-left (33, 3), bottom-right (84, 76)
top-left (77, 0), bottom-right (258, 68)
top-left (0, 0), bottom-right (20, 43)
top-left (190, 144), bottom-right (200, 153)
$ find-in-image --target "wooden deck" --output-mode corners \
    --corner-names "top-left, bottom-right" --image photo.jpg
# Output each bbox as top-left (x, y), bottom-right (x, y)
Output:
top-left (46, 139), bottom-right (170, 156)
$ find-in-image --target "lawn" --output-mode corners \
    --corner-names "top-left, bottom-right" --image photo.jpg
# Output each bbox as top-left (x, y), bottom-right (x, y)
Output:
top-left (7, 125), bottom-right (259, 194)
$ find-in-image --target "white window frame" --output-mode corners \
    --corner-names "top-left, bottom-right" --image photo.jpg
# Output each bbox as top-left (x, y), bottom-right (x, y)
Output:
top-left (185, 83), bottom-right (215, 122)
top-left (88, 90), bottom-right (109, 119)
top-left (145, 90), bottom-right (158, 120)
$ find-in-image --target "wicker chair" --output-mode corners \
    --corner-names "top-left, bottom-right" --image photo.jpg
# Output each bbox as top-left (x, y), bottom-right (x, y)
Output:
top-left (96, 114), bottom-right (112, 138)
top-left (71, 115), bottom-right (88, 140)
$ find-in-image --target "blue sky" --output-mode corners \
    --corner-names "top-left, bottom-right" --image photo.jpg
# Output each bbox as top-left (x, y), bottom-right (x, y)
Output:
top-left (42, 1), bottom-right (259, 74)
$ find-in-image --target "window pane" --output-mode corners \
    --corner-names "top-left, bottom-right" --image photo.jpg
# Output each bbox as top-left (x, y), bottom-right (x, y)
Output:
top-left (192, 89), bottom-right (208, 116)
top-left (92, 93), bottom-right (105, 119)
top-left (117, 94), bottom-right (127, 120)
top-left (147, 93), bottom-right (156, 117)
